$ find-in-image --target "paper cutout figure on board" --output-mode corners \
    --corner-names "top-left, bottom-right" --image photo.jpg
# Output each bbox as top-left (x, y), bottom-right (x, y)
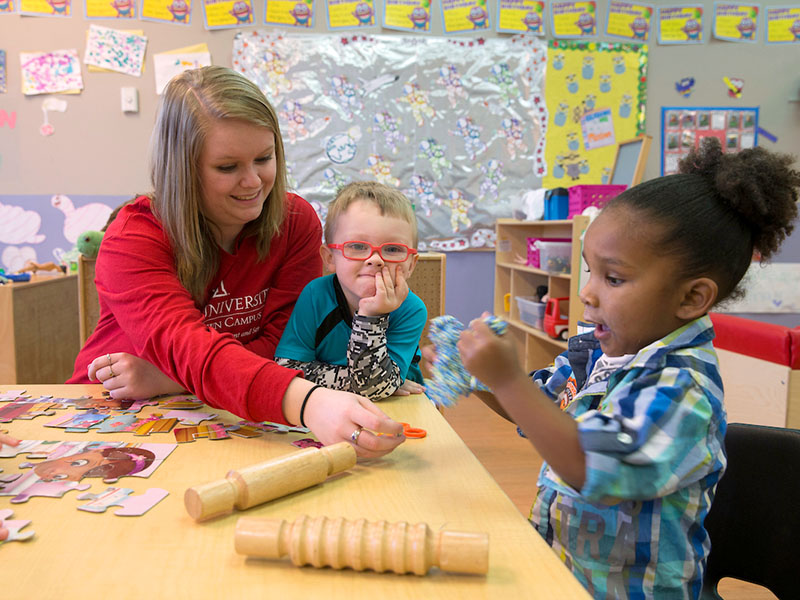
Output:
top-left (51, 194), bottom-right (112, 244)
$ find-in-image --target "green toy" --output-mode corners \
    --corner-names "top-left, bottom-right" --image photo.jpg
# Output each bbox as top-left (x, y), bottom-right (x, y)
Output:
top-left (76, 230), bottom-right (104, 259)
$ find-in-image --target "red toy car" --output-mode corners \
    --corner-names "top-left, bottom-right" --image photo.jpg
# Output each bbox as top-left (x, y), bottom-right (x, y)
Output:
top-left (544, 297), bottom-right (570, 341)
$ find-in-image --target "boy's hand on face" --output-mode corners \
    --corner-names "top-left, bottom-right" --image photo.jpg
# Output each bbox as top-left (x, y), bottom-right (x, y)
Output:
top-left (458, 314), bottom-right (524, 391)
top-left (358, 267), bottom-right (409, 317)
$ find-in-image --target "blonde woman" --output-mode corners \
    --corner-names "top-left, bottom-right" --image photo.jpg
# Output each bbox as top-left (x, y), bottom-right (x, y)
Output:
top-left (69, 66), bottom-right (404, 457)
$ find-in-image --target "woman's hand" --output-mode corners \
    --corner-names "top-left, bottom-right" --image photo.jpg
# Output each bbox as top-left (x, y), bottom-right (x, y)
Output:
top-left (87, 353), bottom-right (186, 400)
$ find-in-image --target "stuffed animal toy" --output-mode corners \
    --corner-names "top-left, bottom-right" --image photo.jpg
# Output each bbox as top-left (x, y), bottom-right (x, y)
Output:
top-left (425, 314), bottom-right (508, 408)
top-left (76, 230), bottom-right (104, 259)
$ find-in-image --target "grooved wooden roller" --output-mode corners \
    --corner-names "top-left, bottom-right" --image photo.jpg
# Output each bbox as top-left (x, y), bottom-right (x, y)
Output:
top-left (234, 515), bottom-right (489, 575)
top-left (184, 442), bottom-right (356, 521)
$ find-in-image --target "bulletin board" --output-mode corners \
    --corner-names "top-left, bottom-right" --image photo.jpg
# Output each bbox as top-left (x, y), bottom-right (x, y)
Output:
top-left (660, 105), bottom-right (759, 175)
top-left (542, 39), bottom-right (647, 188)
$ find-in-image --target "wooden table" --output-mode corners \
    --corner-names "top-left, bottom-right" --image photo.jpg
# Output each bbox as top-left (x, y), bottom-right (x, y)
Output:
top-left (0, 275), bottom-right (80, 384)
top-left (0, 385), bottom-right (589, 599)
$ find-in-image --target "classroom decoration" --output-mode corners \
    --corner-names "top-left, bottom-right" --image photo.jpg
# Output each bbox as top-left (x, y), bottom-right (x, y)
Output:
top-left (265, 0), bottom-right (313, 28)
top-left (542, 40), bottom-right (647, 188)
top-left (20, 49), bottom-right (83, 95)
top-left (184, 441), bottom-right (357, 521)
top-left (85, 0), bottom-right (135, 18)
top-left (383, 0), bottom-right (430, 33)
top-left (550, 1), bottom-right (597, 38)
top-left (660, 106), bottom-right (758, 175)
top-left (440, 0), bottom-right (489, 34)
top-left (716, 263), bottom-right (800, 313)
top-left (496, 0), bottom-right (544, 35)
top-left (325, 0), bottom-right (374, 29)
top-left (141, 0), bottom-right (193, 24)
top-left (712, 2), bottom-right (760, 42)
top-left (153, 44), bottom-right (212, 94)
top-left (84, 25), bottom-right (148, 76)
top-left (605, 1), bottom-right (653, 41)
top-left (425, 314), bottom-right (508, 408)
top-left (0, 0), bottom-right (17, 13)
top-left (20, 0), bottom-right (70, 16)
top-left (202, 0), bottom-right (254, 29)
top-left (233, 31), bottom-right (548, 251)
top-left (0, 50), bottom-right (6, 93)
top-left (656, 4), bottom-right (704, 44)
top-left (235, 515), bottom-right (490, 575)
top-left (765, 5), bottom-right (800, 43)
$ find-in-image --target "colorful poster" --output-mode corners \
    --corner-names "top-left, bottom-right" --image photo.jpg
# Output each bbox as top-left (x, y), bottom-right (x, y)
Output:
top-left (326, 0), bottom-right (375, 28)
top-left (543, 40), bottom-right (647, 188)
top-left (20, 49), bottom-right (83, 95)
top-left (441, 0), bottom-right (489, 34)
top-left (86, 0), bottom-right (135, 17)
top-left (202, 0), bottom-right (254, 29)
top-left (657, 5), bottom-right (704, 43)
top-left (153, 44), bottom-right (212, 93)
top-left (765, 5), bottom-right (800, 43)
top-left (496, 0), bottom-right (544, 34)
top-left (84, 25), bottom-right (148, 76)
top-left (713, 2), bottom-right (760, 41)
top-left (605, 1), bottom-right (653, 40)
top-left (660, 106), bottom-right (758, 175)
top-left (383, 0), bottom-right (430, 32)
top-left (551, 1), bottom-right (597, 38)
top-left (266, 0), bottom-right (313, 27)
top-left (0, 0), bottom-right (18, 13)
top-left (0, 50), bottom-right (6, 93)
top-left (141, 0), bottom-right (192, 24)
top-left (20, 0), bottom-right (71, 16)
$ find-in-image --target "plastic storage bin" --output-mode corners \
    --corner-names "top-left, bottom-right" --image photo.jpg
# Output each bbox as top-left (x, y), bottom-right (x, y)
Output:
top-left (537, 240), bottom-right (571, 274)
top-left (567, 184), bottom-right (627, 218)
top-left (544, 187), bottom-right (569, 220)
top-left (526, 237), bottom-right (570, 268)
top-left (516, 296), bottom-right (546, 329)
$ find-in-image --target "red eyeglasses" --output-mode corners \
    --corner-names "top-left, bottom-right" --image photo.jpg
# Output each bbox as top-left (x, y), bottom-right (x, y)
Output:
top-left (328, 241), bottom-right (417, 263)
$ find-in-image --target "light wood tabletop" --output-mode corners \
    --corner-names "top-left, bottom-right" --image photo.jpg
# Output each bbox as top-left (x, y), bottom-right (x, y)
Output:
top-left (0, 384), bottom-right (589, 599)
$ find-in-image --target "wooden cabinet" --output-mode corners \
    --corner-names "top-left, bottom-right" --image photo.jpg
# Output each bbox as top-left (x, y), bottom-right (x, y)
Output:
top-left (0, 274), bottom-right (81, 384)
top-left (494, 216), bottom-right (590, 372)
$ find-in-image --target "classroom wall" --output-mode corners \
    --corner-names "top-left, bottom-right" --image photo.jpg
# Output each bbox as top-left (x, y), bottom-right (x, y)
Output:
top-left (0, 1), bottom-right (798, 326)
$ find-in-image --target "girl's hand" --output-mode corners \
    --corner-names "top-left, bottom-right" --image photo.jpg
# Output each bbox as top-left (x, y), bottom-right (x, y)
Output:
top-left (390, 379), bottom-right (425, 396)
top-left (88, 353), bottom-right (186, 400)
top-left (358, 267), bottom-right (409, 317)
top-left (303, 387), bottom-right (406, 458)
top-left (458, 313), bottom-right (525, 391)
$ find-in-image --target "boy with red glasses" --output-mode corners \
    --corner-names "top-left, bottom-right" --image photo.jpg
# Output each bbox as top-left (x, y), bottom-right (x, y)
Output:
top-left (275, 181), bottom-right (427, 399)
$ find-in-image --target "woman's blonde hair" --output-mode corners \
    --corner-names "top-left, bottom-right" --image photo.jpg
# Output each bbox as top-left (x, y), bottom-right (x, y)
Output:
top-left (149, 65), bottom-right (287, 304)
top-left (324, 181), bottom-right (418, 247)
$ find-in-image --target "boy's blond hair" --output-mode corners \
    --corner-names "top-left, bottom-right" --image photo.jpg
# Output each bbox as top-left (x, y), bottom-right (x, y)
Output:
top-left (325, 182), bottom-right (418, 247)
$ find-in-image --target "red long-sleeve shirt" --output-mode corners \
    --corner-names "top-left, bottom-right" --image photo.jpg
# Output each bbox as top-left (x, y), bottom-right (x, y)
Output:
top-left (68, 194), bottom-right (322, 423)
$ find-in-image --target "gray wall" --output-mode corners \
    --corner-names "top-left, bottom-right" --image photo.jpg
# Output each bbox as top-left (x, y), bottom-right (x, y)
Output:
top-left (0, 1), bottom-right (798, 326)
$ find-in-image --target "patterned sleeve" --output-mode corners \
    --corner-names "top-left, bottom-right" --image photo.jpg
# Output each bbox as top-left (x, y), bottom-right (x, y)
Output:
top-left (576, 367), bottom-right (725, 502)
top-left (275, 314), bottom-right (402, 400)
top-left (532, 350), bottom-right (572, 402)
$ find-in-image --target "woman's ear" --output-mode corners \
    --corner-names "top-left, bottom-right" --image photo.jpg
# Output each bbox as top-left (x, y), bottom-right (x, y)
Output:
top-left (320, 244), bottom-right (335, 276)
top-left (677, 277), bottom-right (718, 321)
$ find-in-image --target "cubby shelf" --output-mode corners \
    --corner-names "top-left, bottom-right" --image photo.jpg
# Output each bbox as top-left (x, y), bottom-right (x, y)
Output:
top-left (494, 216), bottom-right (590, 372)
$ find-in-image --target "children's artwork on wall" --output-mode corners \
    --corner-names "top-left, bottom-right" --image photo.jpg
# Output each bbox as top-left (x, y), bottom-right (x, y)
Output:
top-left (84, 25), bottom-right (148, 76)
top-left (233, 31), bottom-right (548, 251)
top-left (20, 49), bottom-right (83, 95)
top-left (202, 0), bottom-right (254, 29)
top-left (765, 6), bottom-right (800, 43)
top-left (0, 194), bottom-right (126, 273)
top-left (542, 40), bottom-right (647, 188)
top-left (660, 106), bottom-right (758, 175)
top-left (440, 0), bottom-right (489, 34)
top-left (605, 1), bottom-right (653, 41)
top-left (141, 0), bottom-right (193, 24)
top-left (716, 263), bottom-right (800, 313)
top-left (86, 0), bottom-right (135, 18)
top-left (153, 44), bottom-right (212, 94)
top-left (551, 1), bottom-right (597, 38)
top-left (712, 2), bottom-right (760, 42)
top-left (265, 0), bottom-right (313, 28)
top-left (496, 0), bottom-right (544, 35)
top-left (20, 0), bottom-right (71, 16)
top-left (383, 0), bottom-right (430, 33)
top-left (326, 0), bottom-right (375, 29)
top-left (0, 0), bottom-right (18, 13)
top-left (657, 4), bottom-right (704, 44)
top-left (0, 50), bottom-right (6, 93)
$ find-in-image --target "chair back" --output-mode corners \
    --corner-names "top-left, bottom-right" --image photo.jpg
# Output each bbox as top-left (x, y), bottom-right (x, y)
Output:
top-left (702, 423), bottom-right (800, 599)
top-left (78, 255), bottom-right (100, 346)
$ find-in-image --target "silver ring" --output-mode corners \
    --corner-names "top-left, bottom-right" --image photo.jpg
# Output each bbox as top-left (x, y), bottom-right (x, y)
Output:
top-left (350, 427), bottom-right (363, 444)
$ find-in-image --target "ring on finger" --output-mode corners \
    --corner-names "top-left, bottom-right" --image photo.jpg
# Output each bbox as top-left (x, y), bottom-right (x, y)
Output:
top-left (350, 427), bottom-right (363, 444)
top-left (108, 364), bottom-right (115, 378)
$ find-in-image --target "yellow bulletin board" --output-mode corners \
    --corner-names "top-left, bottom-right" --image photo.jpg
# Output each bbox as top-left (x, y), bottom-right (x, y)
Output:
top-left (543, 40), bottom-right (647, 188)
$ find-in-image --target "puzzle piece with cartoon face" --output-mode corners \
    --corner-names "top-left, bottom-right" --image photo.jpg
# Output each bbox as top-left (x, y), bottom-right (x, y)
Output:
top-left (0, 470), bottom-right (90, 503)
top-left (76, 486), bottom-right (169, 516)
top-left (164, 410), bottom-right (218, 426)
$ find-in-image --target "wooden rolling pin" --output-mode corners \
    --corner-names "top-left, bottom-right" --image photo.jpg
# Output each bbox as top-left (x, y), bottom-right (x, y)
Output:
top-left (234, 515), bottom-right (489, 576)
top-left (184, 442), bottom-right (356, 521)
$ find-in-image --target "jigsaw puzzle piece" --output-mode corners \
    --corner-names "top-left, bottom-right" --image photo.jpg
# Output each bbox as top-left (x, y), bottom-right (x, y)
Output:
top-left (174, 423), bottom-right (230, 443)
top-left (77, 487), bottom-right (169, 516)
top-left (121, 399), bottom-right (161, 414)
top-left (226, 424), bottom-right (263, 438)
top-left (90, 414), bottom-right (138, 433)
top-left (132, 418), bottom-right (178, 436)
top-left (159, 397), bottom-right (204, 411)
top-left (164, 410), bottom-right (217, 425)
top-left (0, 471), bottom-right (91, 503)
top-left (0, 509), bottom-right (35, 543)
top-left (292, 438), bottom-right (324, 449)
top-left (72, 397), bottom-right (134, 411)
top-left (0, 402), bottom-right (57, 423)
top-left (0, 390), bottom-right (28, 402)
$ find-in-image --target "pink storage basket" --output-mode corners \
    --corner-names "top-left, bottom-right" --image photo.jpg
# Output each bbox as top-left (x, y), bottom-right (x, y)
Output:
top-left (567, 184), bottom-right (627, 218)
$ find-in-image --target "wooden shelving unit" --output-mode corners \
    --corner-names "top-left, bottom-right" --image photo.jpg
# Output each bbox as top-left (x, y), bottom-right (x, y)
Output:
top-left (494, 216), bottom-right (590, 372)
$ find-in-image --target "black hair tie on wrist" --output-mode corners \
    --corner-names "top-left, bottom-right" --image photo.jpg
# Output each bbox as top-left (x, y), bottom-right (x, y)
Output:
top-left (299, 384), bottom-right (323, 428)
